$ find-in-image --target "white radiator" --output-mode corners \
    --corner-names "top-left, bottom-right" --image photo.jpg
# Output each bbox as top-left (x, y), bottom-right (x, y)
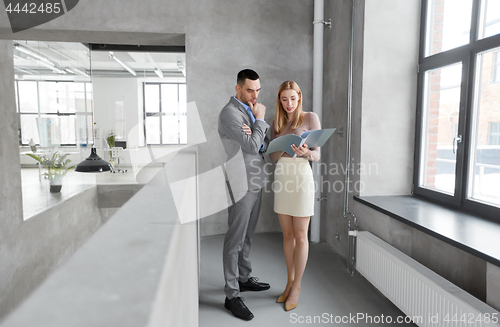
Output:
top-left (356, 231), bottom-right (500, 327)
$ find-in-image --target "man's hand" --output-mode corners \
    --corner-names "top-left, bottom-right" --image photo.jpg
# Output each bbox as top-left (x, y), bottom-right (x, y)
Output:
top-left (249, 102), bottom-right (266, 120)
top-left (241, 123), bottom-right (252, 135)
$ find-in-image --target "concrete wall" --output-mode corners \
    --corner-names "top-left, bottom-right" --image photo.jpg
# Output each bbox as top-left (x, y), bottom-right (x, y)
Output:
top-left (487, 263), bottom-right (500, 310)
top-left (0, 41), bottom-right (23, 248)
top-left (321, 0), bottom-right (365, 257)
top-left (2, 160), bottom-right (197, 327)
top-left (321, 0), bottom-right (419, 262)
top-left (0, 39), bottom-right (25, 318)
top-left (0, 181), bottom-right (143, 319)
top-left (0, 186), bottom-right (103, 318)
top-left (359, 0), bottom-right (419, 196)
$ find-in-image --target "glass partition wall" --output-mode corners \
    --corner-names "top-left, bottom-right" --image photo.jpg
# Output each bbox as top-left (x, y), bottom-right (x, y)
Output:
top-left (15, 40), bottom-right (96, 219)
top-left (88, 44), bottom-right (187, 174)
top-left (16, 40), bottom-right (187, 219)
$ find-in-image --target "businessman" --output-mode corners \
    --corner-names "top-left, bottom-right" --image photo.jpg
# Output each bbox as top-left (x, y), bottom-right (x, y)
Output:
top-left (218, 69), bottom-right (271, 321)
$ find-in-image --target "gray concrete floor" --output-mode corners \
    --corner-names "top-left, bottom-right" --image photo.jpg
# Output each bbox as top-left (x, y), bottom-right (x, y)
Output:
top-left (199, 233), bottom-right (417, 327)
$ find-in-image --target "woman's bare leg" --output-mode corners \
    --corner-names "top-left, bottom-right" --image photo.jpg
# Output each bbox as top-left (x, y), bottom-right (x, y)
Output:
top-left (286, 216), bottom-right (310, 306)
top-left (278, 213), bottom-right (295, 301)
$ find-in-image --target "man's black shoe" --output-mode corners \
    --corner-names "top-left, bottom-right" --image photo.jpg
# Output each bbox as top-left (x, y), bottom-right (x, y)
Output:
top-left (224, 297), bottom-right (254, 320)
top-left (239, 277), bottom-right (270, 292)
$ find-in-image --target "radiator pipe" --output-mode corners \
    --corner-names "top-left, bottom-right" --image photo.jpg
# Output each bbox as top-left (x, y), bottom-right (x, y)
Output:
top-left (343, 0), bottom-right (359, 275)
top-left (311, 0), bottom-right (325, 243)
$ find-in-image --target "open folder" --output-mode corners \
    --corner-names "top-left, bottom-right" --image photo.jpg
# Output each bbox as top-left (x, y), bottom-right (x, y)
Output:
top-left (266, 128), bottom-right (336, 158)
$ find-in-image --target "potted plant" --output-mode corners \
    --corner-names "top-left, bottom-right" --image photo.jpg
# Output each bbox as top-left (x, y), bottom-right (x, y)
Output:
top-left (27, 152), bottom-right (76, 193)
top-left (106, 130), bottom-right (116, 148)
top-left (106, 130), bottom-right (116, 164)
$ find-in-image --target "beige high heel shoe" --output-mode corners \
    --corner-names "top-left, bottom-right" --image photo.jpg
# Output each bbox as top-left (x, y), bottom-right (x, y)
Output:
top-left (284, 288), bottom-right (301, 311)
top-left (277, 285), bottom-right (292, 303)
top-left (277, 293), bottom-right (288, 303)
top-left (285, 302), bottom-right (297, 311)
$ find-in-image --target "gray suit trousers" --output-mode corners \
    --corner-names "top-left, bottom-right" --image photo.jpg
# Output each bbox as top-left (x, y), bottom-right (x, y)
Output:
top-left (223, 188), bottom-right (262, 299)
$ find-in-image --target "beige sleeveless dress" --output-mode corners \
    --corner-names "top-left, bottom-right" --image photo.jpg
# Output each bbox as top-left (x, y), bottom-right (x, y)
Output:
top-left (271, 112), bottom-right (320, 217)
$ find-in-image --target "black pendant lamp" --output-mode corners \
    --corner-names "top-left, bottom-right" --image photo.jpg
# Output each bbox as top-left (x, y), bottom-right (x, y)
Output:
top-left (75, 147), bottom-right (113, 173)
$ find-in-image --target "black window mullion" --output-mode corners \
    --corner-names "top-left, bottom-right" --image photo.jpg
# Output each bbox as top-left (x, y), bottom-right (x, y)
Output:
top-left (461, 49), bottom-right (479, 210)
top-left (420, 44), bottom-right (472, 71)
top-left (472, 33), bottom-right (500, 54)
top-left (454, 54), bottom-right (472, 207)
top-left (413, 58), bottom-right (425, 195)
top-left (470, 0), bottom-right (481, 43)
top-left (418, 0), bottom-right (429, 61)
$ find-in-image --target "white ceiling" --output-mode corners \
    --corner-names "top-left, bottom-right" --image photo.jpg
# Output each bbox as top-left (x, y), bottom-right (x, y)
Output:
top-left (13, 40), bottom-right (186, 79)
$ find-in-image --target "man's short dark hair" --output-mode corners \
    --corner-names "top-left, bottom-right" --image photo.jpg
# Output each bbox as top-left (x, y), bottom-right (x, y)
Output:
top-left (237, 69), bottom-right (259, 86)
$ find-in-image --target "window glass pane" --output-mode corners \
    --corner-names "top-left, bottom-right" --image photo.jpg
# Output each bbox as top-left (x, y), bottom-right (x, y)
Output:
top-left (489, 122), bottom-right (500, 145)
top-left (161, 84), bottom-right (178, 114)
top-left (74, 83), bottom-right (86, 113)
top-left (88, 116), bottom-right (94, 145)
top-left (37, 116), bottom-right (61, 147)
top-left (86, 83), bottom-right (93, 113)
top-left (478, 0), bottom-right (500, 39)
top-left (494, 53), bottom-right (500, 84)
top-left (58, 82), bottom-right (77, 113)
top-left (145, 84), bottom-right (160, 113)
top-left (178, 85), bottom-right (187, 143)
top-left (179, 115), bottom-right (187, 144)
top-left (425, 0), bottom-right (473, 57)
top-left (419, 63), bottom-right (463, 194)
top-left (179, 84), bottom-right (187, 114)
top-left (59, 116), bottom-right (76, 144)
top-left (18, 81), bottom-right (38, 113)
top-left (76, 113), bottom-right (91, 145)
top-left (113, 101), bottom-right (125, 139)
top-left (20, 115), bottom-right (40, 145)
top-left (39, 82), bottom-right (58, 113)
top-left (468, 48), bottom-right (500, 207)
top-left (146, 116), bottom-right (160, 144)
top-left (162, 116), bottom-right (179, 144)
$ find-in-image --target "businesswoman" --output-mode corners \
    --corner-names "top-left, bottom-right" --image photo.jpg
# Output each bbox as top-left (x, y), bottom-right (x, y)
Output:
top-left (269, 80), bottom-right (321, 311)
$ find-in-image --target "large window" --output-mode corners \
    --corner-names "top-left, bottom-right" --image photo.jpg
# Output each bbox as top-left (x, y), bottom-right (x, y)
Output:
top-left (14, 40), bottom-right (93, 147)
top-left (143, 83), bottom-right (187, 145)
top-left (16, 80), bottom-right (93, 146)
top-left (415, 0), bottom-right (500, 219)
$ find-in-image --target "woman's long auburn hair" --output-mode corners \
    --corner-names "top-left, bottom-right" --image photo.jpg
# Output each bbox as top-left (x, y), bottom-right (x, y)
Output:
top-left (274, 81), bottom-right (304, 135)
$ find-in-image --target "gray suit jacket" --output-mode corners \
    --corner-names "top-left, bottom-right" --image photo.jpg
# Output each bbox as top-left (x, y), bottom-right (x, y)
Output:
top-left (218, 97), bottom-right (270, 193)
